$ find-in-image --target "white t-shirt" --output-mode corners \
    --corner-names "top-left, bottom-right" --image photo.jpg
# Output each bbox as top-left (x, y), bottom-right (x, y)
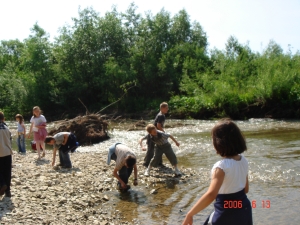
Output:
top-left (30, 115), bottom-right (46, 132)
top-left (212, 155), bottom-right (248, 194)
top-left (115, 144), bottom-right (136, 171)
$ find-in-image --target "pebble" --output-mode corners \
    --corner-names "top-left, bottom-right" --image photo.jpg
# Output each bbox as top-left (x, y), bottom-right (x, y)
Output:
top-left (0, 151), bottom-right (199, 224)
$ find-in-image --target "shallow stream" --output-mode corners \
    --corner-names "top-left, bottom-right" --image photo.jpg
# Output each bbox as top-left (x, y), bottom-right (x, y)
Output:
top-left (8, 119), bottom-right (300, 224)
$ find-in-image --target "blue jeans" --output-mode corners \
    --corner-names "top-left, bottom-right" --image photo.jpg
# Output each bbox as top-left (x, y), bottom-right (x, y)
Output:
top-left (17, 134), bottom-right (26, 153)
top-left (58, 149), bottom-right (72, 167)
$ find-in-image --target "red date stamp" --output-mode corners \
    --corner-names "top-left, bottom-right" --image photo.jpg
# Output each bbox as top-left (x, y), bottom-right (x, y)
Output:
top-left (224, 200), bottom-right (243, 208)
top-left (251, 200), bottom-right (271, 208)
top-left (224, 200), bottom-right (271, 209)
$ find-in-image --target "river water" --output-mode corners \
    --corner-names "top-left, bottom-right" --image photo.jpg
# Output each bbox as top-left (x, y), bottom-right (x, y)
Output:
top-left (8, 119), bottom-right (300, 224)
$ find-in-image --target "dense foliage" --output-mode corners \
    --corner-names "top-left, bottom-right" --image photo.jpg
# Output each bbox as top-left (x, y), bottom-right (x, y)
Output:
top-left (1, 4), bottom-right (299, 120)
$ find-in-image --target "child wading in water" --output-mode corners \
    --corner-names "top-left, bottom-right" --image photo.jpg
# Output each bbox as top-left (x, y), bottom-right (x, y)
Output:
top-left (28, 106), bottom-right (47, 159)
top-left (182, 118), bottom-right (253, 225)
top-left (139, 124), bottom-right (181, 176)
top-left (143, 102), bottom-right (168, 167)
top-left (15, 114), bottom-right (26, 153)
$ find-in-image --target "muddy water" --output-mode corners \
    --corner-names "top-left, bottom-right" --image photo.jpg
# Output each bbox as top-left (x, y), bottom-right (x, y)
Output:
top-left (8, 119), bottom-right (300, 224)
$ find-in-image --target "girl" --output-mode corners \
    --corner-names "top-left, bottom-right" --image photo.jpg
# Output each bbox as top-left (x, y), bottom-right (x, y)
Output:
top-left (15, 114), bottom-right (26, 153)
top-left (27, 106), bottom-right (47, 159)
top-left (182, 118), bottom-right (253, 225)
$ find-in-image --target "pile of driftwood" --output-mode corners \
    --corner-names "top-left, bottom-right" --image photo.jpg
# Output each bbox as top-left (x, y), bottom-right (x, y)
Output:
top-left (48, 114), bottom-right (109, 145)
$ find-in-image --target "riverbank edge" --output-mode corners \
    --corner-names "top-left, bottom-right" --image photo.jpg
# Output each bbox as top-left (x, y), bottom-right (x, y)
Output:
top-left (46, 101), bottom-right (300, 122)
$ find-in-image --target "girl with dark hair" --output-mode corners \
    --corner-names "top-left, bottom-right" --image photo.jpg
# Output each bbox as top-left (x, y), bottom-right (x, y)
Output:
top-left (182, 118), bottom-right (253, 225)
top-left (15, 114), bottom-right (26, 153)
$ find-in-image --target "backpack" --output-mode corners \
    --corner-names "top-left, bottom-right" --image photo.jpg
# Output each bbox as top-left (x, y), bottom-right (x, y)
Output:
top-left (60, 133), bottom-right (79, 153)
top-left (31, 141), bottom-right (43, 151)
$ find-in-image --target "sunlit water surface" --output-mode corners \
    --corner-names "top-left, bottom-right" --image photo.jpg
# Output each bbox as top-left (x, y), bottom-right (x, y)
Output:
top-left (7, 119), bottom-right (300, 224)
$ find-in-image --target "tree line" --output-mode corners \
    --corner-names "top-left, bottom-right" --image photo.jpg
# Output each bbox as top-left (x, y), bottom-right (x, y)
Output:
top-left (1, 4), bottom-right (299, 120)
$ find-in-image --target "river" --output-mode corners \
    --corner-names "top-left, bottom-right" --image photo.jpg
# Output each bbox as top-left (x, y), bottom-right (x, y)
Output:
top-left (8, 118), bottom-right (300, 224)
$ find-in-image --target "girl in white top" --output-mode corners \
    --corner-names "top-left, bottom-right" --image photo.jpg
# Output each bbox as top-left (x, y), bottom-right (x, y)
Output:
top-left (182, 118), bottom-right (253, 225)
top-left (28, 106), bottom-right (47, 159)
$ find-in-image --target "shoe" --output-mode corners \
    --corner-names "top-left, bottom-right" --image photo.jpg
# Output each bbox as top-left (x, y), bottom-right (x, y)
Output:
top-left (174, 168), bottom-right (182, 176)
top-left (5, 191), bottom-right (11, 198)
top-left (61, 165), bottom-right (72, 169)
top-left (144, 169), bottom-right (150, 177)
top-left (0, 185), bottom-right (7, 195)
top-left (56, 163), bottom-right (64, 167)
top-left (41, 151), bottom-right (45, 158)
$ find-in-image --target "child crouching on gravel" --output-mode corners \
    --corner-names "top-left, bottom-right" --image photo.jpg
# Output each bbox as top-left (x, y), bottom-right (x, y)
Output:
top-left (139, 124), bottom-right (181, 176)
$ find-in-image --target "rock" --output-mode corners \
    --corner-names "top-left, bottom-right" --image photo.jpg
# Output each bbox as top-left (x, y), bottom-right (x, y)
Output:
top-left (150, 189), bottom-right (158, 194)
top-left (102, 195), bottom-right (109, 201)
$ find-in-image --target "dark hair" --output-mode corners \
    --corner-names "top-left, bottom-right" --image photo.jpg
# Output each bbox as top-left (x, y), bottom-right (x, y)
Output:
top-left (125, 156), bottom-right (136, 168)
top-left (15, 114), bottom-right (24, 124)
top-left (211, 118), bottom-right (247, 157)
top-left (44, 136), bottom-right (55, 144)
top-left (0, 111), bottom-right (4, 121)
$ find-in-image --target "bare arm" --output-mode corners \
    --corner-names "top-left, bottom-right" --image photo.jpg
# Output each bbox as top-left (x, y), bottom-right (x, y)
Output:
top-left (156, 123), bottom-right (164, 132)
top-left (133, 164), bottom-right (138, 186)
top-left (62, 134), bottom-right (69, 145)
top-left (139, 137), bottom-right (147, 151)
top-left (27, 123), bottom-right (33, 138)
top-left (22, 124), bottom-right (26, 136)
top-left (113, 167), bottom-right (127, 189)
top-left (52, 148), bottom-right (57, 166)
top-left (182, 168), bottom-right (225, 225)
top-left (244, 175), bottom-right (249, 193)
top-left (169, 135), bottom-right (180, 147)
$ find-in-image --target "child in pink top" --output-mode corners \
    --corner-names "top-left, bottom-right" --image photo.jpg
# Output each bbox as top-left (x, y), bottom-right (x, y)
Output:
top-left (28, 106), bottom-right (47, 159)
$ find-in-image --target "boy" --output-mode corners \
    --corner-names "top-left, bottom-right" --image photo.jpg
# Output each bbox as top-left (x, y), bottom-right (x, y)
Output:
top-left (107, 143), bottom-right (138, 192)
top-left (0, 111), bottom-right (12, 197)
top-left (139, 124), bottom-right (181, 176)
top-left (143, 102), bottom-right (169, 167)
top-left (45, 132), bottom-right (78, 168)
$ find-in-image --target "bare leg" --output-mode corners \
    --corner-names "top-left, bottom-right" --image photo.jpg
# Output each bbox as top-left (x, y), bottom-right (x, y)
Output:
top-left (41, 142), bottom-right (46, 157)
top-left (36, 141), bottom-right (41, 159)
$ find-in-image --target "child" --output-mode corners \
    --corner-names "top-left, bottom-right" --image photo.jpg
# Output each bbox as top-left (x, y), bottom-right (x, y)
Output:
top-left (15, 114), bottom-right (26, 153)
top-left (107, 143), bottom-right (138, 192)
top-left (0, 111), bottom-right (13, 197)
top-left (139, 124), bottom-right (181, 176)
top-left (27, 106), bottom-right (47, 159)
top-left (143, 102), bottom-right (169, 167)
top-left (182, 118), bottom-right (253, 225)
top-left (45, 132), bottom-right (78, 168)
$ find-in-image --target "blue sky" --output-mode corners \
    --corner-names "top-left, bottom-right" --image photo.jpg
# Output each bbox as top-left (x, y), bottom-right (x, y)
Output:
top-left (1, 0), bottom-right (299, 54)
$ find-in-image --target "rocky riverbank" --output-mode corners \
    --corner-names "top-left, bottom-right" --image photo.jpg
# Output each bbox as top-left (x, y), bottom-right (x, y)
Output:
top-left (0, 151), bottom-right (200, 225)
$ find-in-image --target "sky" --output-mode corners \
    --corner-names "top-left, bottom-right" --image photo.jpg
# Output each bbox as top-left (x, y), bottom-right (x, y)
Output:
top-left (1, 0), bottom-right (300, 54)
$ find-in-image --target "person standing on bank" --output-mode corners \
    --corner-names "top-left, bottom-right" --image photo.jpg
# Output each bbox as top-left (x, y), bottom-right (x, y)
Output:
top-left (45, 132), bottom-right (78, 169)
top-left (182, 119), bottom-right (252, 225)
top-left (107, 143), bottom-right (138, 192)
top-left (15, 114), bottom-right (26, 153)
top-left (28, 106), bottom-right (47, 159)
top-left (142, 102), bottom-right (169, 167)
top-left (0, 111), bottom-right (13, 197)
